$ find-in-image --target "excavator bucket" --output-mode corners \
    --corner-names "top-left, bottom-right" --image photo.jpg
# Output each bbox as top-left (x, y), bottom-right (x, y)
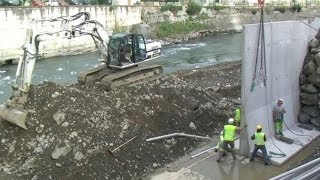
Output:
top-left (0, 104), bottom-right (28, 129)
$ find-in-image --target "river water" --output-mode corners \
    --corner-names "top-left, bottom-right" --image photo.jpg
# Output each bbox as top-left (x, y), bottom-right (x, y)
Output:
top-left (0, 33), bottom-right (242, 104)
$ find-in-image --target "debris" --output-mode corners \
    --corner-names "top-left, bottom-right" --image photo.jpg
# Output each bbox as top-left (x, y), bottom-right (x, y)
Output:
top-left (108, 136), bottom-right (137, 156)
top-left (74, 151), bottom-right (84, 161)
top-left (189, 122), bottom-right (197, 130)
top-left (51, 145), bottom-right (72, 160)
top-left (53, 111), bottom-right (65, 124)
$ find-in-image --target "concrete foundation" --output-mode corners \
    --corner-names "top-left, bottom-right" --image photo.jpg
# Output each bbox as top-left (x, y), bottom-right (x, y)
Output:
top-left (240, 19), bottom-right (320, 166)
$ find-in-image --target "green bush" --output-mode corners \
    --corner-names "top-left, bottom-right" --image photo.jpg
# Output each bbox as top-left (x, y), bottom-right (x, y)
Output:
top-left (206, 5), bottom-right (226, 11)
top-left (155, 20), bottom-right (207, 38)
top-left (250, 8), bottom-right (258, 15)
top-left (186, 1), bottom-right (202, 16)
top-left (291, 4), bottom-right (302, 12)
top-left (160, 4), bottom-right (183, 14)
top-left (274, 6), bottom-right (287, 13)
top-left (196, 12), bottom-right (209, 20)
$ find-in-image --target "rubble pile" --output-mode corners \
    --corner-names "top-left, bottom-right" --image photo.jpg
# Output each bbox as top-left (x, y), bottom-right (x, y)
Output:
top-left (0, 61), bottom-right (241, 179)
top-left (299, 39), bottom-right (320, 127)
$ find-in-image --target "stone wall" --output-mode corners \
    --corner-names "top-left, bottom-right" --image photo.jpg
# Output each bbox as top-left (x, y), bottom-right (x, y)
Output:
top-left (0, 6), bottom-right (141, 64)
top-left (299, 38), bottom-right (320, 127)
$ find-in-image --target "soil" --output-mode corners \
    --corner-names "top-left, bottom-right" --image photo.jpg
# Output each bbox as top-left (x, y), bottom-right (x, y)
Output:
top-left (0, 61), bottom-right (242, 179)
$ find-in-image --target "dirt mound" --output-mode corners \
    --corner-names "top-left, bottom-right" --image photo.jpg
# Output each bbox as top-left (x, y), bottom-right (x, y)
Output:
top-left (0, 61), bottom-right (241, 179)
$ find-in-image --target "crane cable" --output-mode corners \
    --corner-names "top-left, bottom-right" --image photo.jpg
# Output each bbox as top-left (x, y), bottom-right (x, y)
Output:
top-left (251, 0), bottom-right (267, 92)
top-left (254, 0), bottom-right (286, 158)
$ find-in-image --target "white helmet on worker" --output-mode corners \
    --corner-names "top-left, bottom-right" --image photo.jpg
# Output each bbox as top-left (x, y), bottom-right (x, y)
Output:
top-left (228, 118), bottom-right (234, 124)
top-left (256, 124), bottom-right (262, 130)
top-left (278, 99), bottom-right (283, 102)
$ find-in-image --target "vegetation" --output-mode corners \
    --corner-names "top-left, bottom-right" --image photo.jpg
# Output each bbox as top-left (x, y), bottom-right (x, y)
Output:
top-left (155, 20), bottom-right (207, 38)
top-left (206, 4), bottom-right (226, 11)
top-left (160, 4), bottom-right (183, 14)
top-left (249, 8), bottom-right (258, 15)
top-left (196, 12), bottom-right (209, 20)
top-left (186, 1), bottom-right (202, 16)
top-left (113, 22), bottom-right (126, 33)
top-left (274, 6), bottom-right (287, 13)
top-left (290, 4), bottom-right (302, 12)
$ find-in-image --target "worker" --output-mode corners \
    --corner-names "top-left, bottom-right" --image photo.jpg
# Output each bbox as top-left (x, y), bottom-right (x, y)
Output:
top-left (234, 108), bottom-right (241, 127)
top-left (216, 118), bottom-right (246, 162)
top-left (250, 125), bottom-right (272, 165)
top-left (273, 99), bottom-right (286, 137)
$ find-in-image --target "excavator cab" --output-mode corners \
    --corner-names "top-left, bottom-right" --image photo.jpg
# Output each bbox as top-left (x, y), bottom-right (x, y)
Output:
top-left (108, 33), bottom-right (160, 68)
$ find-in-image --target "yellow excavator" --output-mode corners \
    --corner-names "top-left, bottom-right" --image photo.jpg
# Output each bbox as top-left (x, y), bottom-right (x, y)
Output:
top-left (0, 12), bottom-right (163, 129)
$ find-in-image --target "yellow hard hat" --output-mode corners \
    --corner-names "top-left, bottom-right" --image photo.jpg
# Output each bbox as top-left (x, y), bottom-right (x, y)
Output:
top-left (256, 125), bottom-right (262, 129)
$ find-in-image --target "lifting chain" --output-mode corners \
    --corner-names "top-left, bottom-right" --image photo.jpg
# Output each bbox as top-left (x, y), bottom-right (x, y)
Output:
top-left (251, 0), bottom-right (267, 92)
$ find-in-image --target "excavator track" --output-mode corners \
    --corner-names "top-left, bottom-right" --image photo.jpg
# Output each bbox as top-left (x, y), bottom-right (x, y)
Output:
top-left (77, 64), bottom-right (163, 90)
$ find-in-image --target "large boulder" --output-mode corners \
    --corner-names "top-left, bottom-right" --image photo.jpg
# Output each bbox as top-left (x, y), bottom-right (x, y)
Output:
top-left (309, 38), bottom-right (319, 49)
top-left (301, 105), bottom-right (320, 117)
top-left (314, 52), bottom-right (320, 67)
top-left (303, 61), bottom-right (317, 75)
top-left (310, 117), bottom-right (320, 127)
top-left (300, 84), bottom-right (318, 93)
top-left (300, 74), bottom-right (307, 85)
top-left (298, 111), bottom-right (312, 124)
top-left (300, 93), bottom-right (318, 105)
top-left (307, 72), bottom-right (320, 87)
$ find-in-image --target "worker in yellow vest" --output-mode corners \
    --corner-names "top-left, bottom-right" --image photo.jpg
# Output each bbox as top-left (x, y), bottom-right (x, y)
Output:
top-left (250, 125), bottom-right (271, 165)
top-left (216, 118), bottom-right (246, 162)
top-left (234, 108), bottom-right (241, 127)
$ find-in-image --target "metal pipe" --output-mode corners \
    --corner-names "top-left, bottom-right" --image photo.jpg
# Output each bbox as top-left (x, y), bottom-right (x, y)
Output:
top-left (269, 158), bottom-right (320, 180)
top-left (191, 146), bottom-right (216, 158)
top-left (291, 164), bottom-right (320, 180)
top-left (146, 133), bottom-right (211, 142)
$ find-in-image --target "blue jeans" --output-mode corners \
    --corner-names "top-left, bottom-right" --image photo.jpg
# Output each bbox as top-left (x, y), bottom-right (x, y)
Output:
top-left (250, 145), bottom-right (270, 163)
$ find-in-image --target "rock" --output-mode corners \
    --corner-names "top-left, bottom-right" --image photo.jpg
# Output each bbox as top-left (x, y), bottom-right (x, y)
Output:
top-left (33, 147), bottom-right (43, 154)
top-left (55, 163), bottom-right (62, 167)
top-left (300, 74), bottom-right (307, 85)
top-left (35, 124), bottom-right (44, 133)
top-left (309, 38), bottom-right (319, 48)
top-left (315, 52), bottom-right (320, 67)
top-left (122, 124), bottom-right (129, 130)
top-left (301, 106), bottom-right (320, 117)
top-left (61, 122), bottom-right (69, 127)
top-left (144, 95), bottom-right (151, 100)
top-left (51, 145), bottom-right (72, 160)
top-left (20, 157), bottom-right (35, 171)
top-left (303, 61), bottom-right (316, 75)
top-left (299, 112), bottom-right (312, 123)
top-left (202, 102), bottom-right (213, 110)
top-left (152, 163), bottom-right (158, 168)
top-left (1, 139), bottom-right (6, 144)
top-left (300, 93), bottom-right (318, 105)
top-left (51, 92), bottom-right (60, 98)
top-left (70, 131), bottom-right (78, 138)
top-left (301, 84), bottom-right (318, 93)
top-left (189, 122), bottom-right (196, 130)
top-left (310, 117), bottom-right (320, 127)
top-left (53, 111), bottom-right (66, 124)
top-left (74, 151), bottom-right (84, 161)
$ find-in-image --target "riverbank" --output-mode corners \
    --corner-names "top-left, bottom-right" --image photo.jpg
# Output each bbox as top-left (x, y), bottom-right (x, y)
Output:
top-left (1, 5), bottom-right (320, 65)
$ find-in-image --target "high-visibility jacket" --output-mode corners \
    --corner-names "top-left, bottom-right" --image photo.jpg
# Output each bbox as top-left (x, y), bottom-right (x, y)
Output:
top-left (224, 124), bottom-right (236, 141)
top-left (234, 108), bottom-right (241, 122)
top-left (255, 132), bottom-right (265, 145)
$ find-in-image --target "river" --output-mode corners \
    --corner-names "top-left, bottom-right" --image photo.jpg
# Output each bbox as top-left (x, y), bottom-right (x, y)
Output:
top-left (0, 33), bottom-right (242, 104)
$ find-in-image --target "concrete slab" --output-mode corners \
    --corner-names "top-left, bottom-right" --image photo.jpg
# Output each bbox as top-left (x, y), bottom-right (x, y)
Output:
top-left (235, 125), bottom-right (320, 166)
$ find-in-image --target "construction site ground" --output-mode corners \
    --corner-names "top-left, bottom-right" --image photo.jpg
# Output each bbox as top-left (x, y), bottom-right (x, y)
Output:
top-left (0, 60), bottom-right (319, 179)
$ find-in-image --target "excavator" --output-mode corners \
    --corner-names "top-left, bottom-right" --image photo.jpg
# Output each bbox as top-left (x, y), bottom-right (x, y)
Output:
top-left (0, 12), bottom-right (163, 129)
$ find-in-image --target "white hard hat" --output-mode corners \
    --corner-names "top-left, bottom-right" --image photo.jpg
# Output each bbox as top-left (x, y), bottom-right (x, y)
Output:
top-left (228, 118), bottom-right (234, 124)
top-left (278, 99), bottom-right (283, 102)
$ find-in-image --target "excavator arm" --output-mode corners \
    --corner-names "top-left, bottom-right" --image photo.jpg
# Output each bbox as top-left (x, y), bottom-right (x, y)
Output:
top-left (0, 12), bottom-right (113, 129)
